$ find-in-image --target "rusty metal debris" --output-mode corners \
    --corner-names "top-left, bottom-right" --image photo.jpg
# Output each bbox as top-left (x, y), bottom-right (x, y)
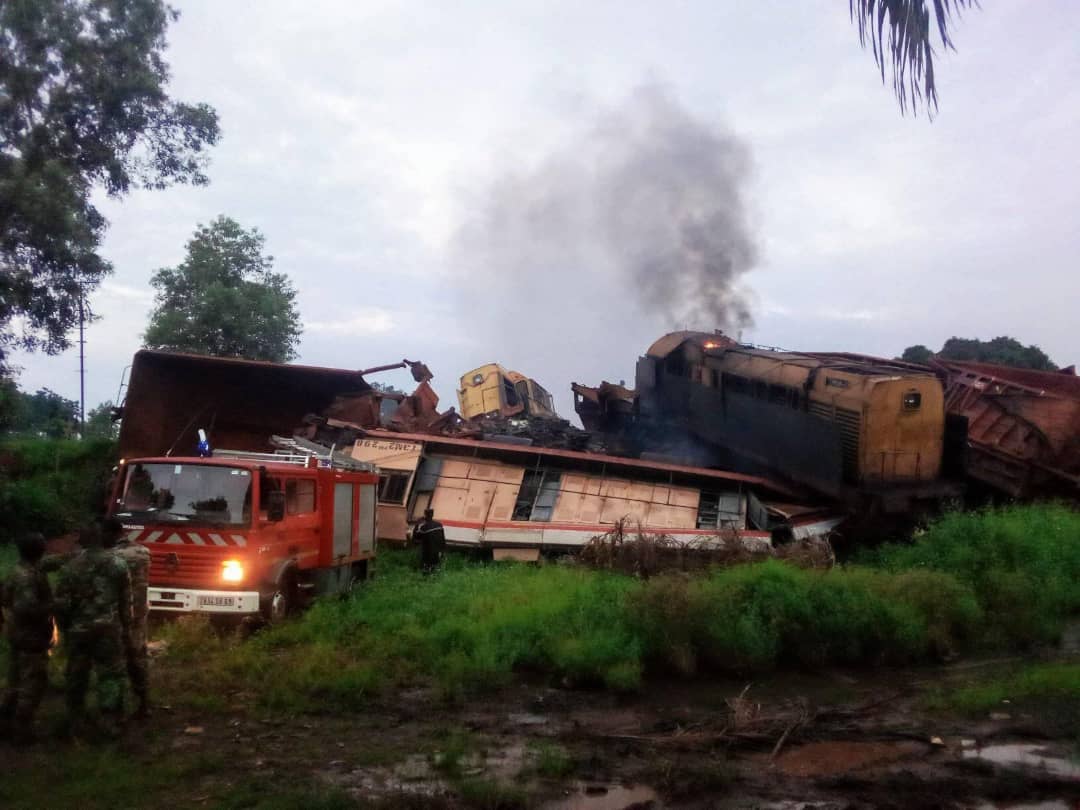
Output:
top-left (577, 519), bottom-right (835, 577)
top-left (934, 359), bottom-right (1080, 498)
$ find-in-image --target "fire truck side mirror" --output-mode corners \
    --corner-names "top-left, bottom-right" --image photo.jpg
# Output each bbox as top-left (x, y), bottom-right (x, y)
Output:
top-left (266, 491), bottom-right (286, 522)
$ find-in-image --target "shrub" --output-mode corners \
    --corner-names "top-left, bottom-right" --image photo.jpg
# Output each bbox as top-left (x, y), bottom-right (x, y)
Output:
top-left (866, 504), bottom-right (1080, 645)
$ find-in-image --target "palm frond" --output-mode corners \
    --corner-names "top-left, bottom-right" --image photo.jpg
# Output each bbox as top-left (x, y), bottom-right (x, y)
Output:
top-left (850, 0), bottom-right (977, 116)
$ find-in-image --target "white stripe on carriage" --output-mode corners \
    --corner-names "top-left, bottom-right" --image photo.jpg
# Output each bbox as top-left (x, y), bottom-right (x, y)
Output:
top-left (209, 533), bottom-right (227, 546)
top-left (145, 530), bottom-right (164, 543)
top-left (164, 533), bottom-right (184, 545)
top-left (187, 533), bottom-right (206, 545)
top-left (230, 535), bottom-right (247, 547)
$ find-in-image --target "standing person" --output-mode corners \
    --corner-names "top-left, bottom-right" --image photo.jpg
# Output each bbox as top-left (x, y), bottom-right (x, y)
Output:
top-left (104, 517), bottom-right (151, 719)
top-left (0, 533), bottom-right (54, 745)
top-left (55, 523), bottom-right (132, 738)
top-left (413, 508), bottom-right (446, 574)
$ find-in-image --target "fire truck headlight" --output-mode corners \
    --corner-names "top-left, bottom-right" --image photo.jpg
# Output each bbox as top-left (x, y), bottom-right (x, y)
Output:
top-left (221, 560), bottom-right (244, 583)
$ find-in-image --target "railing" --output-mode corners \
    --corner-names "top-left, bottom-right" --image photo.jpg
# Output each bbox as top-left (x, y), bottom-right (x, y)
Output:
top-left (215, 435), bottom-right (376, 473)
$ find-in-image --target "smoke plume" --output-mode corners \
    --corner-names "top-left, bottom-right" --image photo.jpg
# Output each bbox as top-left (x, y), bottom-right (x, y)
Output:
top-left (451, 83), bottom-right (758, 415)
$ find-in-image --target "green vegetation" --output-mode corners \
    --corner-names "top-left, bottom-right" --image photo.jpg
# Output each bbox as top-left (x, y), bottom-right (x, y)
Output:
top-left (0, 0), bottom-right (220, 366)
top-left (143, 216), bottom-right (302, 363)
top-left (150, 505), bottom-right (1080, 708)
top-left (0, 747), bottom-right (229, 810)
top-left (0, 437), bottom-right (115, 543)
top-left (929, 662), bottom-right (1080, 716)
top-left (864, 504), bottom-right (1080, 646)
top-left (900, 335), bottom-right (1057, 370)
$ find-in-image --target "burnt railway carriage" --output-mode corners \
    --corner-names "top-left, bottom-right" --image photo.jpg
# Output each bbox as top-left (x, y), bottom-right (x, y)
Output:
top-left (620, 332), bottom-right (963, 513)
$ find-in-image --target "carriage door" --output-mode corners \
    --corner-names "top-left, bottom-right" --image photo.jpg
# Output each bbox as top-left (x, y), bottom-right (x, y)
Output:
top-left (333, 482), bottom-right (354, 558)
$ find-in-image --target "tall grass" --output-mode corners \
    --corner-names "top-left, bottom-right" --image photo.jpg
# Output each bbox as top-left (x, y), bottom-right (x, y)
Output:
top-left (159, 551), bottom-right (986, 707)
top-left (864, 504), bottom-right (1080, 645)
top-left (630, 562), bottom-right (981, 674)
top-left (145, 504), bottom-right (1080, 708)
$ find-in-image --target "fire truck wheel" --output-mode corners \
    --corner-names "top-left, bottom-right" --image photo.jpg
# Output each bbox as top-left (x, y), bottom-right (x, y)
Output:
top-left (263, 572), bottom-right (297, 622)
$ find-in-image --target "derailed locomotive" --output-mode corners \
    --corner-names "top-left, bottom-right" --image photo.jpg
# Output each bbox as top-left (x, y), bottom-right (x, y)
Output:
top-left (575, 331), bottom-right (965, 516)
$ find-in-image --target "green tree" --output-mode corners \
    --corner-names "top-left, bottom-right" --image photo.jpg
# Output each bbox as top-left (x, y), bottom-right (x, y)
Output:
top-left (0, 374), bottom-right (23, 432)
top-left (899, 344), bottom-right (934, 365)
top-left (899, 337), bottom-right (1059, 371)
top-left (84, 400), bottom-right (119, 439)
top-left (939, 336), bottom-right (1057, 371)
top-left (850, 0), bottom-right (976, 115)
top-left (0, 0), bottom-right (220, 369)
top-left (15, 388), bottom-right (79, 438)
top-left (143, 217), bottom-right (303, 362)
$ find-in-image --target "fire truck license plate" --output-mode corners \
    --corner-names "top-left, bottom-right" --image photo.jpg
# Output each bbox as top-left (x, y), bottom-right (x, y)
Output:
top-left (199, 595), bottom-right (235, 608)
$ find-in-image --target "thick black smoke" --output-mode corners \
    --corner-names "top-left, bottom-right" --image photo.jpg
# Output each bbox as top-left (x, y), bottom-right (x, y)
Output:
top-left (457, 83), bottom-right (757, 330)
top-left (451, 83), bottom-right (758, 416)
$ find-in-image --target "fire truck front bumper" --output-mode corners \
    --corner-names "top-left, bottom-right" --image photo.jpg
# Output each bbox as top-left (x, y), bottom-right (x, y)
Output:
top-left (148, 587), bottom-right (260, 615)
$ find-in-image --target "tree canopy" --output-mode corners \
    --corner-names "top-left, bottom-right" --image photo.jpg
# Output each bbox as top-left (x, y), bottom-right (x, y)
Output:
top-left (143, 216), bottom-right (303, 362)
top-left (1, 386), bottom-right (80, 437)
top-left (900, 337), bottom-right (1059, 371)
top-left (0, 0), bottom-right (220, 369)
top-left (850, 0), bottom-right (975, 115)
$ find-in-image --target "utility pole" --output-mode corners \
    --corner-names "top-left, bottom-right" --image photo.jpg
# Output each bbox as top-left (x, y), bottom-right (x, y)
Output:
top-left (78, 283), bottom-right (86, 436)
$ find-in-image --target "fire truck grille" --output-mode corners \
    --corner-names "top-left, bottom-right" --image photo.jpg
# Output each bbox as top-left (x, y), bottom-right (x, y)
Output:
top-left (149, 550), bottom-right (231, 588)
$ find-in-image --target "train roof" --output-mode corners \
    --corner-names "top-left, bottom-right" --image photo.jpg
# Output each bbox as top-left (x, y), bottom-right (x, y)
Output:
top-left (362, 429), bottom-right (808, 499)
top-left (645, 332), bottom-right (937, 379)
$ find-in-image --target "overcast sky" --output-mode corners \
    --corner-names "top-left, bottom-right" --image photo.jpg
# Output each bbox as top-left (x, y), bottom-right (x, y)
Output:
top-left (11, 1), bottom-right (1080, 420)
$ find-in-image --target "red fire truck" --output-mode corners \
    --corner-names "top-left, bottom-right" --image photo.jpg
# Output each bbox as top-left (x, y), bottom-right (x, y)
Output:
top-left (109, 437), bottom-right (378, 621)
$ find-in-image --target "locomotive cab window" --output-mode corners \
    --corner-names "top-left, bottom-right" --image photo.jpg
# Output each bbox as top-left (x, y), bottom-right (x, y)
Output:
top-left (902, 391), bottom-right (922, 410)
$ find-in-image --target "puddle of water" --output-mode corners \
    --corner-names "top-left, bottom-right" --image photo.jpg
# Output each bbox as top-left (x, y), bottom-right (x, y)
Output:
top-left (963, 743), bottom-right (1080, 781)
top-left (541, 783), bottom-right (659, 810)
top-left (772, 740), bottom-right (926, 778)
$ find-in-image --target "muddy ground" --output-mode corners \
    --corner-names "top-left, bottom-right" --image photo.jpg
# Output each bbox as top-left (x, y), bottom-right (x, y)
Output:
top-left (5, 652), bottom-right (1079, 809)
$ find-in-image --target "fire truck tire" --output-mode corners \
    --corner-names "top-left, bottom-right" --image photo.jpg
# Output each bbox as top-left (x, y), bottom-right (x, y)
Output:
top-left (262, 571), bottom-right (297, 622)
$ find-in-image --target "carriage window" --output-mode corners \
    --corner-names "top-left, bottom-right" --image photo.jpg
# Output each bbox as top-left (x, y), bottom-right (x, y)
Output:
top-left (377, 471), bottom-right (410, 504)
top-left (285, 479), bottom-right (316, 514)
top-left (903, 391), bottom-right (922, 410)
top-left (825, 377), bottom-right (850, 389)
top-left (503, 378), bottom-right (520, 407)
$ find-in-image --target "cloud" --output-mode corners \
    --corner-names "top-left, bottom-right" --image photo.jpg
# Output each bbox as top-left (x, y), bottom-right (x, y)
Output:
top-left (100, 282), bottom-right (154, 303)
top-left (305, 309), bottom-right (395, 336)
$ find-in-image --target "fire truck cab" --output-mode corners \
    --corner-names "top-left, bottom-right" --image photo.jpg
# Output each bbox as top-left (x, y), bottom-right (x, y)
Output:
top-left (109, 440), bottom-right (377, 621)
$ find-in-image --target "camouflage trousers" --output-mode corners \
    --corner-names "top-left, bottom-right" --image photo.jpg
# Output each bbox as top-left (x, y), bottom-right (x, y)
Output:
top-left (65, 625), bottom-right (126, 717)
top-left (127, 613), bottom-right (149, 704)
top-left (1, 648), bottom-right (48, 734)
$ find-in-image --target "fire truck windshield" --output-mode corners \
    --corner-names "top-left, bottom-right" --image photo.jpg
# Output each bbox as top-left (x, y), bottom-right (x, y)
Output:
top-left (115, 462), bottom-right (254, 527)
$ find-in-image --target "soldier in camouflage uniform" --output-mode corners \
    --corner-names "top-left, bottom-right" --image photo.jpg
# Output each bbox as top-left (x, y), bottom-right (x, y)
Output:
top-left (55, 523), bottom-right (132, 736)
top-left (103, 517), bottom-right (151, 718)
top-left (0, 532), bottom-right (54, 744)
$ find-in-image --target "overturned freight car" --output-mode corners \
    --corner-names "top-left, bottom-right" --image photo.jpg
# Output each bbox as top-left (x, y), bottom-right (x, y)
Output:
top-left (576, 332), bottom-right (964, 516)
top-left (936, 360), bottom-right (1080, 498)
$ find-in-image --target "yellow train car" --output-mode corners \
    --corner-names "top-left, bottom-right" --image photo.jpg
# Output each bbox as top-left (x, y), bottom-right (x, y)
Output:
top-left (711, 347), bottom-right (944, 484)
top-left (458, 363), bottom-right (558, 420)
top-left (631, 332), bottom-right (962, 510)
